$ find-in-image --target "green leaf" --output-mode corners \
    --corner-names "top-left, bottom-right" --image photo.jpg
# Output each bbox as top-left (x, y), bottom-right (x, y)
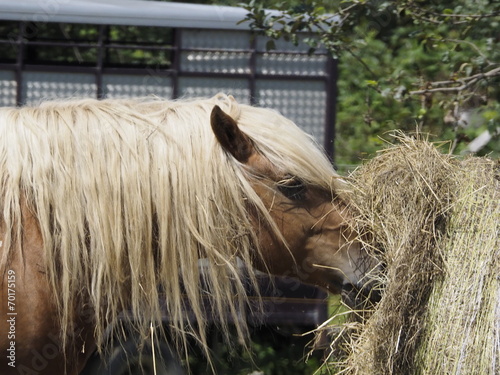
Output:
top-left (266, 39), bottom-right (276, 51)
top-left (483, 110), bottom-right (499, 122)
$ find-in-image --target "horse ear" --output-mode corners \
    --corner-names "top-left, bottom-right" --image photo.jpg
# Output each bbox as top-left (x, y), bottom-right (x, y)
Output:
top-left (210, 105), bottom-right (254, 163)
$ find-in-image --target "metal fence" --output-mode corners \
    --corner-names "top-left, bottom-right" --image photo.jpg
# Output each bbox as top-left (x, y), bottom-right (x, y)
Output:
top-left (0, 1), bottom-right (338, 157)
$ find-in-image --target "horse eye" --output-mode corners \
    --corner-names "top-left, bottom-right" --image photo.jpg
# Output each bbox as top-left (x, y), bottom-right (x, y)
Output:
top-left (277, 176), bottom-right (307, 201)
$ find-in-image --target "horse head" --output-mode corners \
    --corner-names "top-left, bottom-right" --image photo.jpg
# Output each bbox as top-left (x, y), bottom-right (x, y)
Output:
top-left (0, 96), bottom-right (379, 375)
top-left (210, 105), bottom-right (379, 305)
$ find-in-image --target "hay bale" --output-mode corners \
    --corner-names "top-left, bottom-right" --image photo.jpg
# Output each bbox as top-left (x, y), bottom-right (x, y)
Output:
top-left (414, 157), bottom-right (499, 375)
top-left (334, 134), bottom-right (499, 374)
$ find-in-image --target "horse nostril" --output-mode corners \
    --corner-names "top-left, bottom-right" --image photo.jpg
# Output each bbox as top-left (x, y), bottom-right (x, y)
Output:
top-left (361, 279), bottom-right (383, 304)
top-left (366, 285), bottom-right (382, 303)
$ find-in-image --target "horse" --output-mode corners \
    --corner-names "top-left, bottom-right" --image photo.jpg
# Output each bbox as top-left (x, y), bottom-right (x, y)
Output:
top-left (0, 94), bottom-right (377, 374)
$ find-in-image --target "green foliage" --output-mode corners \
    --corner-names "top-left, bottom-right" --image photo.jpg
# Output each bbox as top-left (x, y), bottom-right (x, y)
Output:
top-left (186, 327), bottom-right (323, 374)
top-left (240, 0), bottom-right (500, 168)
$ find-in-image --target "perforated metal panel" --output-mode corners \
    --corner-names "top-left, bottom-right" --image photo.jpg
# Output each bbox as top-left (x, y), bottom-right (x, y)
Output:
top-left (181, 29), bottom-right (252, 75)
top-left (181, 51), bottom-right (251, 74)
top-left (103, 74), bottom-right (173, 99)
top-left (178, 77), bottom-right (250, 103)
top-left (178, 31), bottom-right (332, 148)
top-left (0, 7), bottom-right (337, 156)
top-left (256, 53), bottom-right (327, 76)
top-left (0, 71), bottom-right (16, 107)
top-left (22, 72), bottom-right (96, 104)
top-left (256, 80), bottom-right (327, 144)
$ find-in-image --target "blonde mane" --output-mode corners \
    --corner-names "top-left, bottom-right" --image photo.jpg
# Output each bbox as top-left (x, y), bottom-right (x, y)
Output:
top-left (0, 94), bottom-right (339, 360)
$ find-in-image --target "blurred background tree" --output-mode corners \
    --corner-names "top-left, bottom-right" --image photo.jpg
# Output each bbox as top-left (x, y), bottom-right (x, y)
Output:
top-left (240, 0), bottom-right (500, 170)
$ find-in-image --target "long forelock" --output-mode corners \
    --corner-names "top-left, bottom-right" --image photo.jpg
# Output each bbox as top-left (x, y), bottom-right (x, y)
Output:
top-left (235, 102), bottom-right (341, 191)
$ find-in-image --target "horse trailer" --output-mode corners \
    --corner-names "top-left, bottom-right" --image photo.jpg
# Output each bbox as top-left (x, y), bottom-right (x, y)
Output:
top-left (0, 0), bottom-right (338, 158)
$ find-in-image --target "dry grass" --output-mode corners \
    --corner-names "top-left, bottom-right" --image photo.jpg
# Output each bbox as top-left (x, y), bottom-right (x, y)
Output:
top-left (326, 133), bottom-right (499, 375)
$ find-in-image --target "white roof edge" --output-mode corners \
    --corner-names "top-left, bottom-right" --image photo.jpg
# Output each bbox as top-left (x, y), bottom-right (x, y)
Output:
top-left (0, 0), bottom-right (258, 30)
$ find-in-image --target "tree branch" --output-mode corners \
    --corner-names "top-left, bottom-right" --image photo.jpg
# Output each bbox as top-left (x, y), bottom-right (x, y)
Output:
top-left (438, 38), bottom-right (493, 65)
top-left (409, 67), bottom-right (500, 95)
